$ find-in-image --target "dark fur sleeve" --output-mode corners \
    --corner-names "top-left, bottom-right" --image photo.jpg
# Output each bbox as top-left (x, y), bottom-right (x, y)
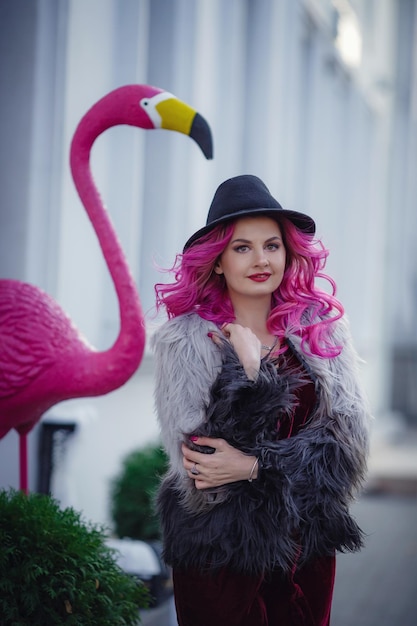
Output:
top-left (257, 419), bottom-right (367, 563)
top-left (189, 341), bottom-right (304, 453)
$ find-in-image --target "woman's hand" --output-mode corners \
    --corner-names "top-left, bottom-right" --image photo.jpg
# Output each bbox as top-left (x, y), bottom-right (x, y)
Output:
top-left (210, 323), bottom-right (261, 380)
top-left (182, 436), bottom-right (258, 490)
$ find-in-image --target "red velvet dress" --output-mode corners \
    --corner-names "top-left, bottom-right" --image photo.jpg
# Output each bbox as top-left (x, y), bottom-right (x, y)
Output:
top-left (173, 347), bottom-right (336, 626)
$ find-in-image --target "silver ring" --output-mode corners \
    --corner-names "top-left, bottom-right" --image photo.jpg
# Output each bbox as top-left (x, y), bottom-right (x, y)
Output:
top-left (190, 463), bottom-right (200, 476)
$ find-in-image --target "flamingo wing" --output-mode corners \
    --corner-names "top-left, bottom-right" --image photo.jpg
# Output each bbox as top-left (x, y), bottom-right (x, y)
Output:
top-left (0, 280), bottom-right (87, 398)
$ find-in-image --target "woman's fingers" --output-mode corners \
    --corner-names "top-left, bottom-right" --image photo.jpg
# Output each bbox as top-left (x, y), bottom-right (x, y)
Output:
top-left (207, 330), bottom-right (225, 347)
top-left (182, 440), bottom-right (221, 480)
top-left (220, 322), bottom-right (232, 337)
top-left (189, 436), bottom-right (221, 449)
top-left (182, 438), bottom-right (256, 488)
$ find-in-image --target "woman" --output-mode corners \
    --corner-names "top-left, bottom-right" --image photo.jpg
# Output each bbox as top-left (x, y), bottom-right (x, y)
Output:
top-left (152, 175), bottom-right (370, 626)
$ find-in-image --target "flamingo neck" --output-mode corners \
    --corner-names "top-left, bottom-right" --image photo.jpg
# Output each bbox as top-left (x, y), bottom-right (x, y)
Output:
top-left (70, 115), bottom-right (145, 383)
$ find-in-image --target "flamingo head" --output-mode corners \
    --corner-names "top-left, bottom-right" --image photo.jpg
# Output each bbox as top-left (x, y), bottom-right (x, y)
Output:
top-left (80, 84), bottom-right (213, 159)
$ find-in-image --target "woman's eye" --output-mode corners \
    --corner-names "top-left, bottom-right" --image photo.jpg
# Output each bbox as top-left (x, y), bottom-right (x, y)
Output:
top-left (234, 245), bottom-right (249, 253)
top-left (266, 243), bottom-right (279, 251)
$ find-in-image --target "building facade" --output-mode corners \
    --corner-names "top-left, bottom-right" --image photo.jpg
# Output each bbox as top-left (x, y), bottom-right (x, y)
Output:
top-left (0, 0), bottom-right (416, 527)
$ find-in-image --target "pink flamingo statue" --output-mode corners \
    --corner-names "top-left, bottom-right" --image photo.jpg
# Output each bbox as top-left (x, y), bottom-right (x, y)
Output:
top-left (0, 85), bottom-right (213, 493)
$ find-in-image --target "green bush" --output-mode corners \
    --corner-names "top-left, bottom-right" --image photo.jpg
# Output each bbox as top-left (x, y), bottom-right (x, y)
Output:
top-left (0, 489), bottom-right (149, 625)
top-left (111, 444), bottom-right (168, 540)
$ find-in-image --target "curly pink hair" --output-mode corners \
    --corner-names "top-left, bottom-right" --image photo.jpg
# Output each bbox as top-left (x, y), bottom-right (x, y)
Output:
top-left (155, 217), bottom-right (344, 357)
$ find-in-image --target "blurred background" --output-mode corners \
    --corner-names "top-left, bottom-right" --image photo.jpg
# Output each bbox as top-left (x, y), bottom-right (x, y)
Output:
top-left (0, 0), bottom-right (416, 621)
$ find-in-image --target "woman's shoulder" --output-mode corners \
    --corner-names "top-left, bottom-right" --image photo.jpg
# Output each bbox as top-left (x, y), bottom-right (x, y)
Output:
top-left (151, 313), bottom-right (222, 374)
top-left (325, 314), bottom-right (353, 350)
top-left (151, 313), bottom-right (215, 347)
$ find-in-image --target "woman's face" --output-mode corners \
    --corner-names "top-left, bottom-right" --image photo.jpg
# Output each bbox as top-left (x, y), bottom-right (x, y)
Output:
top-left (214, 216), bottom-right (286, 301)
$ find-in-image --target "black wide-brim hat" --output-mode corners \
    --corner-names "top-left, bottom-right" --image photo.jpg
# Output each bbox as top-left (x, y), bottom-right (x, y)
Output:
top-left (183, 175), bottom-right (315, 251)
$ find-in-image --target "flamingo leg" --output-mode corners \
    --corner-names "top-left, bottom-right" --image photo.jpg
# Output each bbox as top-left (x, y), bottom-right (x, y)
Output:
top-left (19, 433), bottom-right (28, 494)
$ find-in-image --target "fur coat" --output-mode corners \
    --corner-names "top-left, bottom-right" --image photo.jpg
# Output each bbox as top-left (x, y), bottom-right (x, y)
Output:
top-left (151, 312), bottom-right (370, 576)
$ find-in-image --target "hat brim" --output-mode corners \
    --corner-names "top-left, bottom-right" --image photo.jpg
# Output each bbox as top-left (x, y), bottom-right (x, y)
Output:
top-left (183, 207), bottom-right (315, 251)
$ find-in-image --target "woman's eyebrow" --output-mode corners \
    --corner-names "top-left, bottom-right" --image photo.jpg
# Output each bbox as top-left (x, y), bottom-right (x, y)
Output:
top-left (230, 238), bottom-right (251, 244)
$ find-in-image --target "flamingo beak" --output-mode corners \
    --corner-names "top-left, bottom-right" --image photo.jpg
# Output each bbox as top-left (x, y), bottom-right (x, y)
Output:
top-left (155, 97), bottom-right (213, 159)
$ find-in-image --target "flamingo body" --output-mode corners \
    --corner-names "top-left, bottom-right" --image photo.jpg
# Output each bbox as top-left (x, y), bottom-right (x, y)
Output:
top-left (0, 84), bottom-right (213, 488)
top-left (0, 279), bottom-right (135, 438)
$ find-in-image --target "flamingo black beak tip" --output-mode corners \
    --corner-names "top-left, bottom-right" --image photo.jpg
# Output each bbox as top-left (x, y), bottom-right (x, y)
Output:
top-left (190, 113), bottom-right (214, 160)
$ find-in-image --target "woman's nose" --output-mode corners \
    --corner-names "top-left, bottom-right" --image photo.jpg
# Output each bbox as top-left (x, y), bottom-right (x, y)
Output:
top-left (254, 249), bottom-right (269, 266)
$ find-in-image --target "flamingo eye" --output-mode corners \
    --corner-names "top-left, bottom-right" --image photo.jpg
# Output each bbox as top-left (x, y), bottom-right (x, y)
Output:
top-left (139, 95), bottom-right (162, 127)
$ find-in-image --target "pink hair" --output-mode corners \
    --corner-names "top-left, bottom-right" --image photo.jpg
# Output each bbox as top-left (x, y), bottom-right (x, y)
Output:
top-left (155, 218), bottom-right (344, 357)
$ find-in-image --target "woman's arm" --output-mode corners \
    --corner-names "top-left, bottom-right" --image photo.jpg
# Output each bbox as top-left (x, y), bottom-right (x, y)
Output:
top-left (185, 316), bottom-right (371, 560)
top-left (182, 338), bottom-right (303, 485)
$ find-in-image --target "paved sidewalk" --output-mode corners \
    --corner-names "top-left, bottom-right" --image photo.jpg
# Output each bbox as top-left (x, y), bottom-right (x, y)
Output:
top-left (332, 493), bottom-right (417, 626)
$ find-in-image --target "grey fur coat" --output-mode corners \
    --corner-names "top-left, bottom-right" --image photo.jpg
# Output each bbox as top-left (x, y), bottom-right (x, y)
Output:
top-left (151, 312), bottom-right (370, 575)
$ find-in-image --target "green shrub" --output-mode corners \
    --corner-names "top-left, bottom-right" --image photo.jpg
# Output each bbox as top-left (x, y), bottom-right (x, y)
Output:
top-left (111, 444), bottom-right (168, 540)
top-left (0, 489), bottom-right (149, 625)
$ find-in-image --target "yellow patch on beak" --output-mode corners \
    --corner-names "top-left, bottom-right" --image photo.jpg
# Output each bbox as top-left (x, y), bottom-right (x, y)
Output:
top-left (155, 98), bottom-right (197, 136)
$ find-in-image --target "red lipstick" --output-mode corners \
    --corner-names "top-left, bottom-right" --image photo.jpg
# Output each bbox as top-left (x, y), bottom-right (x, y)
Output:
top-left (248, 273), bottom-right (271, 282)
